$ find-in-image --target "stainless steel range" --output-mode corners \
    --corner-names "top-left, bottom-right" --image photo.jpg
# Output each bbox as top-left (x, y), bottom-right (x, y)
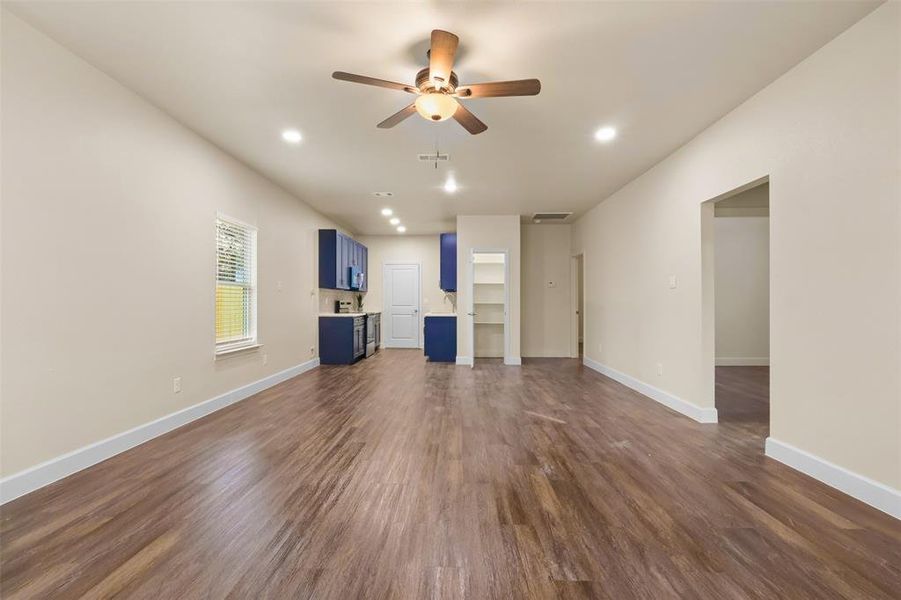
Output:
top-left (365, 312), bottom-right (380, 357)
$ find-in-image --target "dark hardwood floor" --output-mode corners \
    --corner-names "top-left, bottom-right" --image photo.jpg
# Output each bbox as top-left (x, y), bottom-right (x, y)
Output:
top-left (715, 365), bottom-right (770, 427)
top-left (2, 351), bottom-right (899, 598)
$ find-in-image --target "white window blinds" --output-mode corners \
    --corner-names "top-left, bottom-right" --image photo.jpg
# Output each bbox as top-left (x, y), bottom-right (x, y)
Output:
top-left (216, 215), bottom-right (257, 352)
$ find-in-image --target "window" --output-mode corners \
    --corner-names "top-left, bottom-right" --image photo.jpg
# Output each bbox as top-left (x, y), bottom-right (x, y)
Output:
top-left (216, 215), bottom-right (257, 353)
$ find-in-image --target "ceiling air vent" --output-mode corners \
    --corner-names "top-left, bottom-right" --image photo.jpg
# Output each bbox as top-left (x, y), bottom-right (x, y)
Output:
top-left (418, 153), bottom-right (450, 162)
top-left (532, 212), bottom-right (573, 223)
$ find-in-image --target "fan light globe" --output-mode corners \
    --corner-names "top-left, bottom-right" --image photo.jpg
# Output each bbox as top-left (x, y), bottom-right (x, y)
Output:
top-left (415, 93), bottom-right (458, 122)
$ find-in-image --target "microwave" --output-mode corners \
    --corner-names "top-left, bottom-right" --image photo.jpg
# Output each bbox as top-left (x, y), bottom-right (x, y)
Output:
top-left (349, 266), bottom-right (365, 290)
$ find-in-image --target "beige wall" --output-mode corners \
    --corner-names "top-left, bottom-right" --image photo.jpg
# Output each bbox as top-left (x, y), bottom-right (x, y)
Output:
top-left (0, 13), bottom-right (339, 477)
top-left (357, 234), bottom-right (454, 344)
top-left (357, 234), bottom-right (453, 316)
top-left (521, 224), bottom-right (573, 357)
top-left (572, 4), bottom-right (899, 488)
top-left (456, 216), bottom-right (521, 362)
top-left (715, 212), bottom-right (769, 365)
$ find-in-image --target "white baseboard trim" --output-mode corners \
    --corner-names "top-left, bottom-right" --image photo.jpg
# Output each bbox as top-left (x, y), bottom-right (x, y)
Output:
top-left (716, 357), bottom-right (770, 366)
top-left (504, 356), bottom-right (522, 366)
top-left (455, 356), bottom-right (473, 366)
top-left (582, 357), bottom-right (718, 424)
top-left (0, 358), bottom-right (320, 505)
top-left (765, 437), bottom-right (900, 519)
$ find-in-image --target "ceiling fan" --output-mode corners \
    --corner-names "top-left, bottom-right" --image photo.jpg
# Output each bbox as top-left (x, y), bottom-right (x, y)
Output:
top-left (332, 30), bottom-right (540, 135)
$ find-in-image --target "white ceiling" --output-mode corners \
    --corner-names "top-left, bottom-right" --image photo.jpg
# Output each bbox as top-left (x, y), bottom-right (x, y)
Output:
top-left (8, 1), bottom-right (878, 234)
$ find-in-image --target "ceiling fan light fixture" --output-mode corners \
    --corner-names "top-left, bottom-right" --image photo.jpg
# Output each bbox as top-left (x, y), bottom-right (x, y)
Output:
top-left (415, 93), bottom-right (458, 122)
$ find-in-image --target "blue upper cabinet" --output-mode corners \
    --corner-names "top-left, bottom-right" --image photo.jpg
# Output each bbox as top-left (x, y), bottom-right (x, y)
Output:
top-left (440, 232), bottom-right (457, 292)
top-left (319, 229), bottom-right (368, 291)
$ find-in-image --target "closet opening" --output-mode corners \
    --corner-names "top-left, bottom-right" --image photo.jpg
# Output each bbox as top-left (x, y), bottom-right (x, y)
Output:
top-left (470, 250), bottom-right (509, 367)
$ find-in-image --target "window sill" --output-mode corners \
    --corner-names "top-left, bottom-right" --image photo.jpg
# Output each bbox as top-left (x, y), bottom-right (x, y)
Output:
top-left (215, 343), bottom-right (263, 359)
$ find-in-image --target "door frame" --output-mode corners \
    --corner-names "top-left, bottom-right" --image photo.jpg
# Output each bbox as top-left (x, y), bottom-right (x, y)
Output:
top-left (700, 175), bottom-right (769, 423)
top-left (569, 253), bottom-right (584, 358)
top-left (382, 262), bottom-right (422, 348)
top-left (469, 248), bottom-right (510, 366)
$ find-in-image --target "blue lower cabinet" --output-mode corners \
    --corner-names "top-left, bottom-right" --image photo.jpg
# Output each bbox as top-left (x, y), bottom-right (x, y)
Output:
top-left (424, 315), bottom-right (457, 362)
top-left (319, 316), bottom-right (366, 364)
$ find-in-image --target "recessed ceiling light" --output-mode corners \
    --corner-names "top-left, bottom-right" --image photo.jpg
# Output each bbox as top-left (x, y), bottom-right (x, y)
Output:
top-left (281, 129), bottom-right (302, 144)
top-left (396, 226), bottom-right (406, 233)
top-left (594, 126), bottom-right (616, 142)
top-left (389, 217), bottom-right (400, 225)
top-left (381, 208), bottom-right (393, 216)
top-left (443, 178), bottom-right (458, 193)
top-left (373, 191), bottom-right (393, 198)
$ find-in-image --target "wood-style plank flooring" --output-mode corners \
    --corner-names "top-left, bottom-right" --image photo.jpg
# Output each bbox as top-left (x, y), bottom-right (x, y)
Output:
top-left (2, 352), bottom-right (899, 598)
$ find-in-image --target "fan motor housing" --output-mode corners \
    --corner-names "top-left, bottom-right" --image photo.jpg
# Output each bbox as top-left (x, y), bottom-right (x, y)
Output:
top-left (415, 68), bottom-right (458, 93)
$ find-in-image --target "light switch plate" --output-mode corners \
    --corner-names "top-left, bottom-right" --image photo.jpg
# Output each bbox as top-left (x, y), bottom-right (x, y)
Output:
top-left (668, 275), bottom-right (677, 289)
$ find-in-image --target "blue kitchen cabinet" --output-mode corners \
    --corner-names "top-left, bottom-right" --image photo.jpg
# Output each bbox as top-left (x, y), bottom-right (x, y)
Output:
top-left (319, 229), bottom-right (368, 291)
top-left (439, 232), bottom-right (456, 292)
top-left (319, 315), bottom-right (365, 364)
top-left (424, 315), bottom-right (457, 362)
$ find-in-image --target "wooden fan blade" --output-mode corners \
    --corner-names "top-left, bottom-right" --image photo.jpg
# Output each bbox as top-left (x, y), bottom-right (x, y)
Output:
top-left (455, 79), bottom-right (541, 98)
top-left (453, 103), bottom-right (487, 135)
top-left (429, 30), bottom-right (459, 87)
top-left (377, 104), bottom-right (417, 129)
top-left (332, 71), bottom-right (418, 94)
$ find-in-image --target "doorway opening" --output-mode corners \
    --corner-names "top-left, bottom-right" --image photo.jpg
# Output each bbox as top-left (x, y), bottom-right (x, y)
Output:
top-left (382, 263), bottom-right (421, 348)
top-left (702, 180), bottom-right (770, 433)
top-left (471, 251), bottom-right (508, 367)
top-left (570, 254), bottom-right (584, 358)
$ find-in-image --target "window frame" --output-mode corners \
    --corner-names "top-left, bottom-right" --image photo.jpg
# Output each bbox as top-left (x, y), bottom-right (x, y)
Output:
top-left (215, 213), bottom-right (259, 356)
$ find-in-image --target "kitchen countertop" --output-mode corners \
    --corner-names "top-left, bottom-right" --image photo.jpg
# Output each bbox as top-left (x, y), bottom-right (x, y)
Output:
top-left (319, 312), bottom-right (366, 317)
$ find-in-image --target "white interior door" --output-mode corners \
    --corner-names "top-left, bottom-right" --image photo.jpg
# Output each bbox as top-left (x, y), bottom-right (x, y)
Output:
top-left (383, 263), bottom-right (420, 348)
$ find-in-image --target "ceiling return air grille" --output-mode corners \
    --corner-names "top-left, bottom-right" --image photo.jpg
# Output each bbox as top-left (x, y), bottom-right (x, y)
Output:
top-left (417, 153), bottom-right (450, 162)
top-left (532, 212), bottom-right (573, 223)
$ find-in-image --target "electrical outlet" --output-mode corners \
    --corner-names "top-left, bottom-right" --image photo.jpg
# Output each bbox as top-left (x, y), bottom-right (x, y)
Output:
top-left (656, 363), bottom-right (663, 376)
top-left (310, 346), bottom-right (315, 355)
top-left (262, 354), bottom-right (268, 366)
top-left (598, 343), bottom-right (603, 353)
top-left (276, 281), bottom-right (283, 292)
top-left (173, 377), bottom-right (182, 393)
